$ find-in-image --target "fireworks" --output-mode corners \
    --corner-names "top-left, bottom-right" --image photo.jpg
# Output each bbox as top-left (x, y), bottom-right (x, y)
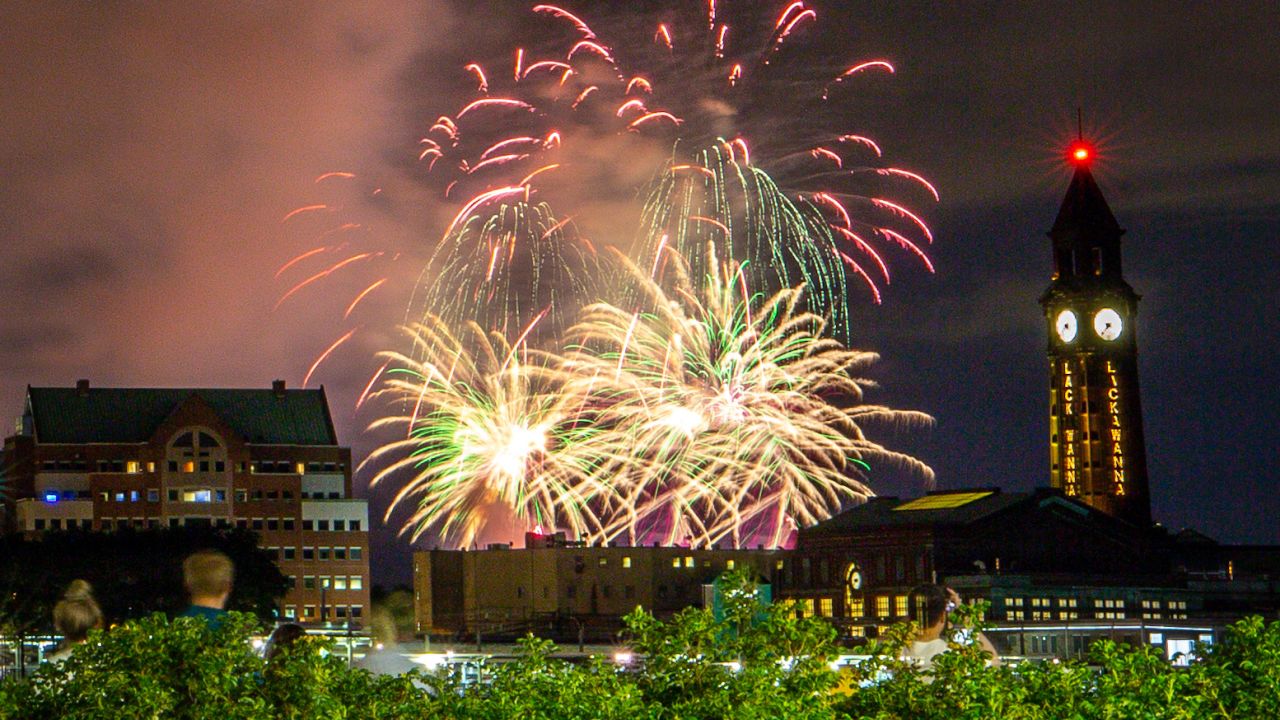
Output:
top-left (564, 248), bottom-right (935, 548)
top-left (362, 317), bottom-right (613, 549)
top-left (290, 2), bottom-right (941, 550)
top-left (367, 248), bottom-right (934, 549)
top-left (419, 0), bottom-right (938, 334)
top-left (410, 200), bottom-right (600, 339)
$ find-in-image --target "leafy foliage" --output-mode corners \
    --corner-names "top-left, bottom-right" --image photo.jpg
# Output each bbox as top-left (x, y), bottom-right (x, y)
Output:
top-left (2, 576), bottom-right (1280, 719)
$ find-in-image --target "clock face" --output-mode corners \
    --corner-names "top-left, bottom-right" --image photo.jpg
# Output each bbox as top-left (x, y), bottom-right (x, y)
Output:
top-left (1094, 308), bottom-right (1123, 340)
top-left (1055, 309), bottom-right (1078, 342)
top-left (845, 562), bottom-right (863, 590)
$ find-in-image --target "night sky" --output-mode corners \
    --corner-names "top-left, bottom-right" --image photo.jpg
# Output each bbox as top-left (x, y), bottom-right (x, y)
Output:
top-left (3, 2), bottom-right (1277, 587)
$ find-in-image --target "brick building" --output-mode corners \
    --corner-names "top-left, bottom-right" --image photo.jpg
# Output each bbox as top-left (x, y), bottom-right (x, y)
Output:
top-left (413, 531), bottom-right (781, 642)
top-left (2, 380), bottom-right (371, 625)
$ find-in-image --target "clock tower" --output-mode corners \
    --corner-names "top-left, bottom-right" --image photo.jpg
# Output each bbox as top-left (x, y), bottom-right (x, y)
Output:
top-left (1040, 140), bottom-right (1152, 526)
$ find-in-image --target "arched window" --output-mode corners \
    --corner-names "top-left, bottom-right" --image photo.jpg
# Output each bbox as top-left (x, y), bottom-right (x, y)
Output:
top-left (167, 428), bottom-right (227, 474)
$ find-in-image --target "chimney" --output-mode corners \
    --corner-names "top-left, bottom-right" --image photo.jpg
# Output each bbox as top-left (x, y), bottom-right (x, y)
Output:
top-left (272, 379), bottom-right (286, 397)
top-left (76, 379), bottom-right (90, 396)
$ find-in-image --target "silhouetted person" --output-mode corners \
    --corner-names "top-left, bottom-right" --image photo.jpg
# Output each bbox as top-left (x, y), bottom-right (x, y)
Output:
top-left (179, 549), bottom-right (234, 628)
top-left (47, 579), bottom-right (103, 663)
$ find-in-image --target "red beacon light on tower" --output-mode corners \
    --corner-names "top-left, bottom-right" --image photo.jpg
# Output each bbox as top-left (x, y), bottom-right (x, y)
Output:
top-left (1068, 141), bottom-right (1093, 166)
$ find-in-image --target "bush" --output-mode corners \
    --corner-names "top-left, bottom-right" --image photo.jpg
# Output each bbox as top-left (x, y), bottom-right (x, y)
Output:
top-left (2, 587), bottom-right (1279, 719)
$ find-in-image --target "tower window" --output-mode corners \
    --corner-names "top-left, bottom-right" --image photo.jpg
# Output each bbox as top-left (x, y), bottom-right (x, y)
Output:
top-left (1093, 248), bottom-right (1104, 275)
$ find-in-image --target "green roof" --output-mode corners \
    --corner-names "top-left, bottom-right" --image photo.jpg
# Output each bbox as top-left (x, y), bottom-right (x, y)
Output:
top-left (27, 386), bottom-right (339, 446)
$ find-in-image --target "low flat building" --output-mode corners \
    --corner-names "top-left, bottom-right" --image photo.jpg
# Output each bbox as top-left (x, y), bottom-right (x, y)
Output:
top-left (413, 532), bottom-right (781, 643)
top-left (3, 380), bottom-right (371, 625)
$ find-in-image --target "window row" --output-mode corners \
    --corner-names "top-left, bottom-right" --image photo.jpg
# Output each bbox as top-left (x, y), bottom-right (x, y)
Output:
top-left (268, 546), bottom-right (364, 562)
top-left (284, 604), bottom-right (363, 621)
top-left (293, 575), bottom-right (365, 591)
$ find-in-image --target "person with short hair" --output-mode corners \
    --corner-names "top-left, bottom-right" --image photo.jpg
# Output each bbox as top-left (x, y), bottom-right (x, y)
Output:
top-left (179, 549), bottom-right (235, 627)
top-left (48, 579), bottom-right (103, 663)
top-left (903, 584), bottom-right (999, 674)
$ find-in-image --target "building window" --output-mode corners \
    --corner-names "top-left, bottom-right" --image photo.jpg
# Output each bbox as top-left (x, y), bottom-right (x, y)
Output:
top-left (875, 596), bottom-right (890, 618)
top-left (819, 598), bottom-right (834, 617)
top-left (235, 489), bottom-right (248, 502)
top-left (303, 576), bottom-right (316, 589)
top-left (319, 547), bottom-right (330, 561)
top-left (726, 559), bottom-right (735, 570)
top-left (684, 556), bottom-right (694, 568)
top-left (622, 556), bottom-right (632, 569)
top-left (672, 557), bottom-right (681, 568)
top-left (350, 605), bottom-right (363, 619)
top-left (302, 520), bottom-right (314, 531)
top-left (334, 547), bottom-right (347, 560)
top-left (332, 520), bottom-right (345, 531)
top-left (349, 520), bottom-right (360, 531)
top-left (895, 595), bottom-right (909, 617)
top-left (317, 520), bottom-right (330, 531)
top-left (303, 605), bottom-right (315, 618)
top-left (334, 577), bottom-right (347, 591)
top-left (251, 519), bottom-right (264, 531)
top-left (847, 597), bottom-right (864, 618)
top-left (267, 518), bottom-right (279, 531)
top-left (350, 576), bottom-right (363, 591)
top-left (284, 547), bottom-right (296, 560)
top-left (303, 548), bottom-right (315, 560)
top-left (283, 518), bottom-right (295, 531)
top-left (349, 547), bottom-right (362, 561)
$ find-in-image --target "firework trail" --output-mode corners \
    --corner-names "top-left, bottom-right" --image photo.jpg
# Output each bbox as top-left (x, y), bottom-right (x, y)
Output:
top-left (563, 247), bottom-right (935, 548)
top-left (409, 200), bottom-right (600, 340)
top-left (361, 316), bottom-right (615, 549)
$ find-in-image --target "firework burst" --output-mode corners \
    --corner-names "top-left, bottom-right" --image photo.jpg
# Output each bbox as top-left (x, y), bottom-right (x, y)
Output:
top-left (564, 247), bottom-right (935, 548)
top-left (362, 317), bottom-right (613, 548)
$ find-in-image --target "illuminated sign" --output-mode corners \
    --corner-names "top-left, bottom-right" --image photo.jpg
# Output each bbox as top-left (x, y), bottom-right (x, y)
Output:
top-left (1106, 360), bottom-right (1126, 496)
top-left (1059, 360), bottom-right (1079, 496)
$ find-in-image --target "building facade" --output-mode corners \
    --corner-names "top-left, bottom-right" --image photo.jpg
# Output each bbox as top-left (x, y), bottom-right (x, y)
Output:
top-left (1040, 143), bottom-right (1152, 526)
top-left (2, 380), bottom-right (371, 625)
top-left (414, 532), bottom-right (781, 642)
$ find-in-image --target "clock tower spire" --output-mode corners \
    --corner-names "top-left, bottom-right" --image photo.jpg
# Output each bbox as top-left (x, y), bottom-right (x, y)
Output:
top-left (1040, 140), bottom-right (1152, 526)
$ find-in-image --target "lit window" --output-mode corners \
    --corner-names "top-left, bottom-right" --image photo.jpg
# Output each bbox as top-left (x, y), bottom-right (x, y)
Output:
top-left (350, 576), bottom-right (363, 590)
top-left (598, 557), bottom-right (608, 566)
top-left (183, 489), bottom-right (211, 503)
top-left (684, 556), bottom-right (694, 568)
top-left (622, 556), bottom-right (632, 568)
top-left (847, 598), bottom-right (864, 618)
top-left (43, 492), bottom-right (59, 503)
top-left (819, 598), bottom-right (833, 617)
top-left (334, 577), bottom-right (347, 590)
top-left (114, 492), bottom-right (125, 502)
top-left (303, 605), bottom-right (315, 618)
top-left (127, 461), bottom-right (140, 474)
top-left (672, 557), bottom-right (681, 568)
top-left (726, 559), bottom-right (735, 570)
top-left (895, 595), bottom-right (908, 617)
top-left (875, 596), bottom-right (889, 617)
top-left (130, 490), bottom-right (139, 502)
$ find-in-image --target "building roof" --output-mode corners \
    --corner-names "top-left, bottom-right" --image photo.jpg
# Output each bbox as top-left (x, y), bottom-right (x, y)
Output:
top-left (800, 488), bottom-right (1063, 534)
top-left (25, 385), bottom-right (339, 446)
top-left (1051, 163), bottom-right (1122, 240)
